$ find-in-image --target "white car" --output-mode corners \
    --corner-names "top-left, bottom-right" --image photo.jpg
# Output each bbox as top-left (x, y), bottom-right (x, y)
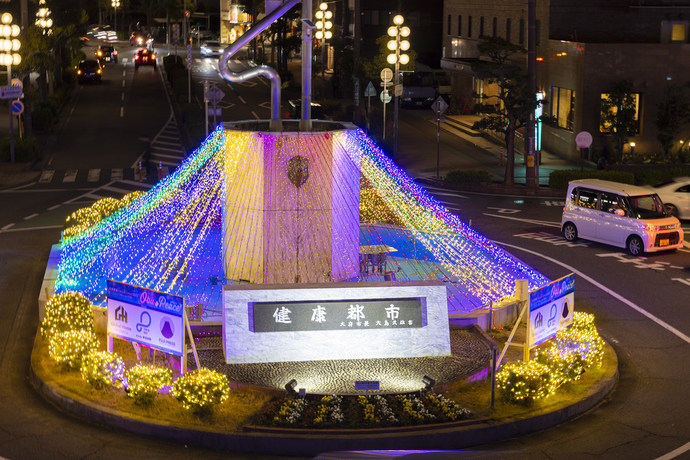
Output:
top-left (647, 177), bottom-right (690, 219)
top-left (200, 41), bottom-right (224, 58)
top-left (562, 179), bottom-right (684, 255)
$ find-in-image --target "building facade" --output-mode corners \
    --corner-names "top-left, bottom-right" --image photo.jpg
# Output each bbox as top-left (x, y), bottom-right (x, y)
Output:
top-left (441, 0), bottom-right (690, 162)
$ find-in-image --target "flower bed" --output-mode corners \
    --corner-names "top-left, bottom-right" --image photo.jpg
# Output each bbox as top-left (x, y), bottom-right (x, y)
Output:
top-left (258, 393), bottom-right (471, 429)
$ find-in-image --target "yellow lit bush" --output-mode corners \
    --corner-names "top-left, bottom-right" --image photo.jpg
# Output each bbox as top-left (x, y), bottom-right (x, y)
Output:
top-left (48, 329), bottom-right (100, 369)
top-left (171, 368), bottom-right (230, 411)
top-left (41, 291), bottom-right (94, 341)
top-left (496, 360), bottom-right (554, 403)
top-left (81, 350), bottom-right (125, 389)
top-left (63, 191), bottom-right (145, 237)
top-left (124, 364), bottom-right (173, 405)
top-left (360, 176), bottom-right (402, 225)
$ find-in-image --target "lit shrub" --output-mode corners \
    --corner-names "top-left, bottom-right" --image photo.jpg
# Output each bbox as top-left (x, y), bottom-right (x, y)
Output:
top-left (41, 291), bottom-right (95, 341)
top-left (124, 364), bottom-right (172, 405)
top-left (496, 360), bottom-right (554, 403)
top-left (63, 192), bottom-right (145, 237)
top-left (49, 329), bottom-right (100, 369)
top-left (81, 350), bottom-right (125, 389)
top-left (551, 312), bottom-right (605, 369)
top-left (171, 368), bottom-right (230, 411)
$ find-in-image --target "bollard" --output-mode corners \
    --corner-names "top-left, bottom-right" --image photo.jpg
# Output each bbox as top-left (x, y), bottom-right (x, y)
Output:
top-left (138, 161), bottom-right (142, 182)
top-left (499, 146), bottom-right (504, 166)
top-left (159, 161), bottom-right (162, 181)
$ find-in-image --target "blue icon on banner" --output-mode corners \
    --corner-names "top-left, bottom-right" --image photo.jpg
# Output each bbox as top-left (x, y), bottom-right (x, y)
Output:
top-left (136, 311), bottom-right (152, 332)
top-left (547, 303), bottom-right (558, 328)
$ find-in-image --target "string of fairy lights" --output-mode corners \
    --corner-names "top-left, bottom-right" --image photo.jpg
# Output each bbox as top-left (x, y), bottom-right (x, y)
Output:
top-left (55, 124), bottom-right (548, 315)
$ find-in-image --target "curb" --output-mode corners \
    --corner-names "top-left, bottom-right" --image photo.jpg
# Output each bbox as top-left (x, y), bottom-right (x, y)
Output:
top-left (30, 331), bottom-right (618, 457)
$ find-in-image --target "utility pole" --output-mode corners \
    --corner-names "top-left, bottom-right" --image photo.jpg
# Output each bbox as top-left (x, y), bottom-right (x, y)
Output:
top-left (20, 0), bottom-right (32, 136)
top-left (525, 0), bottom-right (537, 187)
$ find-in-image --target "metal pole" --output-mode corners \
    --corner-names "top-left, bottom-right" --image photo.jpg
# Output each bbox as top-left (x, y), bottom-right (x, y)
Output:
top-left (490, 348), bottom-right (497, 407)
top-left (321, 29), bottom-right (325, 99)
top-left (525, 0), bottom-right (537, 187)
top-left (367, 93), bottom-right (370, 133)
top-left (204, 80), bottom-right (209, 136)
top-left (436, 106), bottom-right (440, 178)
top-left (114, 5), bottom-right (117, 37)
top-left (382, 83), bottom-right (386, 140)
top-left (393, 31), bottom-right (399, 160)
top-left (300, 0), bottom-right (313, 131)
top-left (8, 65), bottom-right (14, 164)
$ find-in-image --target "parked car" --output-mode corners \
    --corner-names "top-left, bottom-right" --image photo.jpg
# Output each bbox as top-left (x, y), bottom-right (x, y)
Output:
top-left (286, 99), bottom-right (324, 119)
top-left (646, 177), bottom-right (690, 219)
top-left (200, 41), bottom-right (224, 58)
top-left (77, 60), bottom-right (102, 84)
top-left (134, 48), bottom-right (156, 69)
top-left (95, 45), bottom-right (117, 64)
top-left (562, 179), bottom-right (684, 255)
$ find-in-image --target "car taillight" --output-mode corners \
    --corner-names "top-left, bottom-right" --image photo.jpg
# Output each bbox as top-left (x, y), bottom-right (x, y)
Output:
top-left (97, 51), bottom-right (103, 56)
top-left (77, 70), bottom-right (82, 74)
top-left (135, 55), bottom-right (139, 60)
top-left (151, 54), bottom-right (155, 59)
top-left (97, 69), bottom-right (101, 74)
top-left (286, 111), bottom-right (290, 117)
top-left (113, 50), bottom-right (117, 55)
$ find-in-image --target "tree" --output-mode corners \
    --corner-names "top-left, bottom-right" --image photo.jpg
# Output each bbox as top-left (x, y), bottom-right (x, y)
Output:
top-left (654, 84), bottom-right (690, 161)
top-left (600, 79), bottom-right (638, 163)
top-left (470, 36), bottom-right (542, 186)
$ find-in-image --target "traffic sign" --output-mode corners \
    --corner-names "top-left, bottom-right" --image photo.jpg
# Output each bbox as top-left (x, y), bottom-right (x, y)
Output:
top-left (431, 96), bottom-right (448, 115)
top-left (394, 84), bottom-right (403, 97)
top-left (380, 90), bottom-right (391, 104)
top-left (11, 100), bottom-right (24, 115)
top-left (187, 44), bottom-right (193, 70)
top-left (205, 84), bottom-right (226, 104)
top-left (0, 85), bottom-right (22, 100)
top-left (380, 68), bottom-right (393, 82)
top-left (575, 131), bottom-right (593, 149)
top-left (10, 78), bottom-right (22, 89)
top-left (364, 81), bottom-right (376, 97)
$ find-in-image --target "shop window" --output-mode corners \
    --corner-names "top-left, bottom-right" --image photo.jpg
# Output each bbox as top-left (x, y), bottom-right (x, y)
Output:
top-left (550, 87), bottom-right (576, 131)
top-left (519, 19), bottom-right (524, 44)
top-left (480, 17), bottom-right (484, 36)
top-left (458, 15), bottom-right (462, 37)
top-left (506, 18), bottom-right (511, 42)
top-left (448, 14), bottom-right (451, 35)
top-left (468, 16), bottom-right (472, 38)
top-left (536, 19), bottom-right (541, 45)
top-left (493, 17), bottom-right (497, 37)
top-left (672, 23), bottom-right (687, 41)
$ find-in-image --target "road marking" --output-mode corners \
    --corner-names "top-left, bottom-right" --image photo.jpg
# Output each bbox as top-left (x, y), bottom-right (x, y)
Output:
top-left (111, 168), bottom-right (123, 181)
top-left (122, 80), bottom-right (125, 87)
top-left (655, 441), bottom-right (690, 460)
top-left (48, 204), bottom-right (61, 211)
top-left (120, 107), bottom-right (124, 117)
top-left (258, 101), bottom-right (270, 110)
top-left (487, 207), bottom-right (521, 214)
top-left (23, 213), bottom-right (39, 220)
top-left (1, 223), bottom-right (15, 230)
top-left (63, 170), bottom-right (77, 182)
top-left (496, 240), bottom-right (690, 345)
top-left (39, 170), bottom-right (54, 183)
top-left (251, 110), bottom-right (259, 120)
top-left (543, 200), bottom-right (565, 206)
top-left (0, 225), bottom-right (63, 233)
top-left (151, 152), bottom-right (185, 160)
top-left (514, 231), bottom-right (589, 247)
top-left (672, 278), bottom-right (690, 287)
top-left (483, 213), bottom-right (562, 228)
top-left (122, 70), bottom-right (126, 77)
top-left (84, 193), bottom-right (107, 201)
top-left (121, 92), bottom-right (124, 100)
top-left (87, 169), bottom-right (100, 182)
top-left (152, 145), bottom-right (185, 153)
top-left (238, 95), bottom-right (246, 104)
top-left (596, 252), bottom-right (677, 271)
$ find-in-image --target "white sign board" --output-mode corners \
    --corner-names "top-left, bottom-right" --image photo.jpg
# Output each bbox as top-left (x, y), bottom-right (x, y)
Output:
top-left (576, 131), bottom-right (593, 149)
top-left (528, 274), bottom-right (575, 348)
top-left (106, 280), bottom-right (185, 356)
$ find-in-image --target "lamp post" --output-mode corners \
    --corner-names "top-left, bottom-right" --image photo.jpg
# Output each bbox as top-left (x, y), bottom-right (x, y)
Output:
top-left (35, 0), bottom-right (52, 34)
top-left (387, 15), bottom-right (409, 160)
top-left (112, 0), bottom-right (120, 37)
top-left (1, 12), bottom-right (21, 164)
top-left (315, 2), bottom-right (332, 100)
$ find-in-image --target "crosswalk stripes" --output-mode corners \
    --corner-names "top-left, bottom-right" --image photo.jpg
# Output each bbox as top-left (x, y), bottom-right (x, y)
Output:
top-left (63, 170), bottom-right (77, 182)
top-left (87, 169), bottom-right (100, 182)
top-left (39, 170), bottom-right (54, 183)
top-left (34, 167), bottom-right (172, 184)
top-left (111, 168), bottom-right (123, 181)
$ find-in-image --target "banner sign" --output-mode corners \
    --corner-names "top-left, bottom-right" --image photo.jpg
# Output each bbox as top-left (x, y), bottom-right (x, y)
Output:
top-left (250, 298), bottom-right (424, 333)
top-left (106, 280), bottom-right (185, 356)
top-left (528, 274), bottom-right (575, 347)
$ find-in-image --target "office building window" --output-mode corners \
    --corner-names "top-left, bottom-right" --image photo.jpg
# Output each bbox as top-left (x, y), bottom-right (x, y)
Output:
top-left (458, 15), bottom-right (462, 37)
top-left (600, 92), bottom-right (641, 134)
top-left (506, 18), bottom-right (511, 42)
top-left (468, 16), bottom-right (472, 38)
top-left (550, 87), bottom-right (576, 131)
top-left (480, 17), bottom-right (484, 36)
top-left (536, 19), bottom-right (541, 45)
top-left (362, 10), bottom-right (379, 25)
top-left (448, 14), bottom-right (451, 35)
top-left (493, 17), bottom-right (497, 37)
top-left (519, 18), bottom-right (524, 44)
top-left (672, 23), bottom-right (687, 41)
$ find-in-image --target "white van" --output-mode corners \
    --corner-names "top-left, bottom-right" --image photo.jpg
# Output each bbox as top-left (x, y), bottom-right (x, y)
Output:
top-left (561, 179), bottom-right (684, 255)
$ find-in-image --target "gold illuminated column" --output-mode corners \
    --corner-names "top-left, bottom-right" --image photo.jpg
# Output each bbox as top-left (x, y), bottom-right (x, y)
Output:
top-left (223, 125), bottom-right (360, 285)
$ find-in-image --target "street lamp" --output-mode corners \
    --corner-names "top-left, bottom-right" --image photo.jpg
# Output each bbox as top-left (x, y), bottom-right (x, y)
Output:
top-left (1, 12), bottom-right (21, 164)
top-left (36, 0), bottom-right (53, 35)
top-left (112, 0), bottom-right (120, 37)
top-left (315, 2), bottom-right (332, 100)
top-left (387, 15), bottom-right (410, 159)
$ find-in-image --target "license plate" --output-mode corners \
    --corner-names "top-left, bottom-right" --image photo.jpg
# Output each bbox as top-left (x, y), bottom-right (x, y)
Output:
top-left (105, 57), bottom-right (110, 61)
top-left (143, 57), bottom-right (148, 62)
top-left (416, 102), bottom-right (422, 105)
top-left (660, 239), bottom-right (669, 246)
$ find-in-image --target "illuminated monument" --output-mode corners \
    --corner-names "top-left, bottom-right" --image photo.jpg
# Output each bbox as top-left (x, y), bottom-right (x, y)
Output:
top-left (52, 0), bottom-right (549, 370)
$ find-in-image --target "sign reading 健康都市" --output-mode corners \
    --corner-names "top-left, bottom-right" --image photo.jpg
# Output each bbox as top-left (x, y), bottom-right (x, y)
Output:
top-left (251, 298), bottom-right (424, 333)
top-left (106, 280), bottom-right (184, 356)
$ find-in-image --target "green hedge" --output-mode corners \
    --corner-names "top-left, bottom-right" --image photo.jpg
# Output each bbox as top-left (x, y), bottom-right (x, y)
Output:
top-left (632, 167), bottom-right (690, 186)
top-left (0, 135), bottom-right (40, 163)
top-left (548, 169), bottom-right (635, 189)
top-left (444, 169), bottom-right (493, 184)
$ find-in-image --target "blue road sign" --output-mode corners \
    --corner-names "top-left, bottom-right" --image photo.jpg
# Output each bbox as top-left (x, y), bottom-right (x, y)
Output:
top-left (11, 100), bottom-right (24, 115)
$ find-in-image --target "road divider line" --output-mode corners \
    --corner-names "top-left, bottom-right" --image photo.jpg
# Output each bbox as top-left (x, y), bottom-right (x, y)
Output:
top-left (121, 92), bottom-right (124, 100)
top-left (121, 80), bottom-right (125, 87)
top-left (251, 110), bottom-right (259, 120)
top-left (0, 225), bottom-right (63, 233)
top-left (238, 95), bottom-right (246, 104)
top-left (496, 240), bottom-right (690, 345)
top-left (1, 223), bottom-right (15, 230)
top-left (122, 70), bottom-right (126, 77)
top-left (47, 204), bottom-right (61, 211)
top-left (655, 441), bottom-right (690, 460)
top-left (23, 214), bottom-right (39, 220)
top-left (120, 107), bottom-right (124, 117)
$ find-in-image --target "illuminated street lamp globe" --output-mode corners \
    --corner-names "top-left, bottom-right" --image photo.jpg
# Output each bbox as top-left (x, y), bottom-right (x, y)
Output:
top-left (0, 13), bottom-right (21, 66)
top-left (36, 0), bottom-right (53, 34)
